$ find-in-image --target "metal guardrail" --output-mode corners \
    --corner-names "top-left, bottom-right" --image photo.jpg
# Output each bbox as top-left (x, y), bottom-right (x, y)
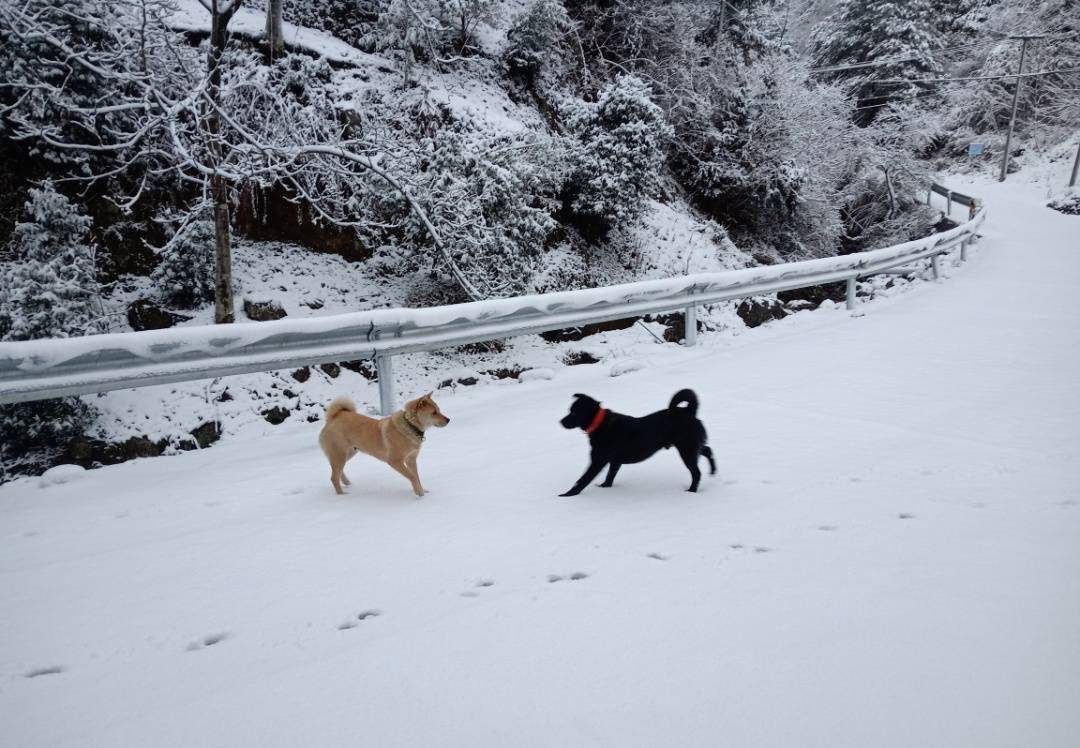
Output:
top-left (0, 186), bottom-right (984, 415)
top-left (929, 183), bottom-right (979, 219)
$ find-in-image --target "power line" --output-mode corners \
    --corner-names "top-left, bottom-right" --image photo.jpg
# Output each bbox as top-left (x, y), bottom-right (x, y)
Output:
top-left (871, 67), bottom-right (1080, 86)
top-left (809, 39), bottom-right (999, 75)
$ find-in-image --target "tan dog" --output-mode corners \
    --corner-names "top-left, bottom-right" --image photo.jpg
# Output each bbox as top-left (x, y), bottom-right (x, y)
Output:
top-left (318, 393), bottom-right (450, 496)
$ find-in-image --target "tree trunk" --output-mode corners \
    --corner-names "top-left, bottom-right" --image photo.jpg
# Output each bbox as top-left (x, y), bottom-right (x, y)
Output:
top-left (265, 0), bottom-right (284, 62)
top-left (207, 3), bottom-right (238, 324)
top-left (212, 175), bottom-right (235, 324)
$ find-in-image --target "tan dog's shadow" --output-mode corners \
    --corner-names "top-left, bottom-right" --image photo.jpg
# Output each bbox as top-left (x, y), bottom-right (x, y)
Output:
top-left (318, 393), bottom-right (449, 496)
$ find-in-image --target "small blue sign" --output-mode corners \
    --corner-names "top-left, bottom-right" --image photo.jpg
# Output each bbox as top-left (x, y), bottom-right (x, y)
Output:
top-left (968, 143), bottom-right (984, 157)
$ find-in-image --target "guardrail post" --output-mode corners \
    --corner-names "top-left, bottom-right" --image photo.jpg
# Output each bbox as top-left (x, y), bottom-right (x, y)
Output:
top-left (376, 353), bottom-right (395, 415)
top-left (684, 304), bottom-right (697, 347)
top-left (926, 188), bottom-right (932, 206)
top-left (931, 254), bottom-right (941, 281)
top-left (960, 237), bottom-right (969, 262)
top-left (845, 277), bottom-right (857, 311)
top-left (946, 191), bottom-right (953, 216)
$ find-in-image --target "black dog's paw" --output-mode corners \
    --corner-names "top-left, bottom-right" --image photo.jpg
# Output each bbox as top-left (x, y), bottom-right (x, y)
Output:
top-left (599, 482), bottom-right (613, 488)
top-left (559, 489), bottom-right (581, 497)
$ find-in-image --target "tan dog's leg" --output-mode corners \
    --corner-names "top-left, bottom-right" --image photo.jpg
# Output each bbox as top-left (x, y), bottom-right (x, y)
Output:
top-left (328, 448), bottom-right (348, 495)
top-left (387, 459), bottom-right (424, 497)
top-left (405, 453), bottom-right (426, 495)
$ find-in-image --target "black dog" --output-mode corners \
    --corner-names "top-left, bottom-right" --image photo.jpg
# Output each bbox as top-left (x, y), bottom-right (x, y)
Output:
top-left (558, 389), bottom-right (716, 496)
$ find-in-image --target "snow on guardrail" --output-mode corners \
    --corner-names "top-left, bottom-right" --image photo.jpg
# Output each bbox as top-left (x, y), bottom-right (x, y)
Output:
top-left (0, 194), bottom-right (984, 412)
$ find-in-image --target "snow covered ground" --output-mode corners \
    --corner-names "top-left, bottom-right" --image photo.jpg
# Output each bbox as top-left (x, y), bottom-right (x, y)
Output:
top-left (2, 172), bottom-right (1079, 747)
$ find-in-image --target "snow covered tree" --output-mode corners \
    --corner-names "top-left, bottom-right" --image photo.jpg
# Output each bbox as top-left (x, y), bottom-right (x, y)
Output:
top-left (0, 183), bottom-right (104, 341)
top-left (363, 128), bottom-right (563, 299)
top-left (812, 0), bottom-right (942, 113)
top-left (0, 183), bottom-right (101, 473)
top-left (504, 0), bottom-right (571, 80)
top-left (287, 0), bottom-right (380, 48)
top-left (563, 75), bottom-right (672, 234)
top-left (151, 218), bottom-right (216, 309)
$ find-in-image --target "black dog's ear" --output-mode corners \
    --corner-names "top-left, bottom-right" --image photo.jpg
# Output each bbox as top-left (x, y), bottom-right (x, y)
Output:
top-left (573, 393), bottom-right (588, 400)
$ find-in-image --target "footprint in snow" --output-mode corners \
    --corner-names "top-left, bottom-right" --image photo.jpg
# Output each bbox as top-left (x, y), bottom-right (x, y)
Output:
top-left (753, 546), bottom-right (772, 553)
top-left (818, 525), bottom-right (838, 532)
top-left (548, 572), bottom-right (589, 583)
top-left (339, 610), bottom-right (380, 629)
top-left (461, 580), bottom-right (494, 597)
top-left (646, 552), bottom-right (669, 561)
top-left (25, 665), bottom-right (65, 678)
top-left (187, 632), bottom-right (229, 651)
top-left (729, 544), bottom-right (744, 550)
top-left (898, 513), bottom-right (915, 520)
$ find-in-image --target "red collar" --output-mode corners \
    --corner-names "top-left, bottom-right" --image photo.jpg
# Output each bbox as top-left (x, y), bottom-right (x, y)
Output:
top-left (585, 408), bottom-right (607, 435)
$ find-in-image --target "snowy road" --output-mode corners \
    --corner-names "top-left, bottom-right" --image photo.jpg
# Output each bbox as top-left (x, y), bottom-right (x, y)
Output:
top-left (2, 175), bottom-right (1079, 747)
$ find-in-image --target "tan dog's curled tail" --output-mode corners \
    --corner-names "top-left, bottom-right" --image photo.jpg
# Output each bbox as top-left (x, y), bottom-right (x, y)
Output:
top-left (325, 396), bottom-right (357, 421)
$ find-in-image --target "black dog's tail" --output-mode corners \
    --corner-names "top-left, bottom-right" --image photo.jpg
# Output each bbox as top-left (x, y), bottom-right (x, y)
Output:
top-left (669, 389), bottom-right (699, 417)
top-left (701, 445), bottom-right (717, 475)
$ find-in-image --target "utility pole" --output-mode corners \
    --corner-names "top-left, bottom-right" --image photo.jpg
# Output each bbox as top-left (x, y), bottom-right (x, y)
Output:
top-left (999, 34), bottom-right (1045, 182)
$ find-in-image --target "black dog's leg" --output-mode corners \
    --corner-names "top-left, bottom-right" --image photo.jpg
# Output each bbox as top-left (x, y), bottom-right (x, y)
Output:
top-left (701, 445), bottom-right (717, 475)
top-left (600, 463), bottom-right (621, 488)
top-left (678, 445), bottom-right (702, 492)
top-left (560, 457), bottom-right (608, 497)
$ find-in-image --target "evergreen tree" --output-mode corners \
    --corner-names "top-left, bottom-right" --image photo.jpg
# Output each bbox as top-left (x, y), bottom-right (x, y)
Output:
top-left (812, 0), bottom-right (942, 112)
top-left (152, 218), bottom-right (216, 309)
top-left (563, 75), bottom-right (672, 233)
top-left (504, 0), bottom-right (571, 80)
top-left (0, 184), bottom-right (104, 341)
top-left (0, 183), bottom-right (100, 475)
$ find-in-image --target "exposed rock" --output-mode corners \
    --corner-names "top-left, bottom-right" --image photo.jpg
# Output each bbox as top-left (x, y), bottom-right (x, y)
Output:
top-left (541, 317), bottom-right (637, 343)
top-left (563, 351), bottom-right (600, 366)
top-left (65, 435), bottom-right (165, 468)
top-left (127, 298), bottom-right (191, 331)
top-left (777, 281), bottom-right (846, 310)
top-left (340, 359), bottom-right (376, 379)
top-left (736, 299), bottom-right (787, 328)
top-left (190, 421), bottom-right (221, 449)
top-left (650, 313), bottom-right (700, 344)
top-left (243, 299), bottom-right (287, 321)
top-left (1048, 194), bottom-right (1080, 216)
top-left (485, 367), bottom-right (524, 380)
top-left (291, 366), bottom-right (311, 383)
top-left (319, 362), bottom-right (340, 378)
top-left (262, 406), bottom-right (290, 425)
top-left (457, 376), bottom-right (478, 386)
top-left (931, 215), bottom-right (960, 233)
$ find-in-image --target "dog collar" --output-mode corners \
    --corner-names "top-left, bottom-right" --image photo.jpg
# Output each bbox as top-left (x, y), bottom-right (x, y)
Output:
top-left (395, 411), bottom-right (425, 442)
top-left (584, 408), bottom-right (607, 435)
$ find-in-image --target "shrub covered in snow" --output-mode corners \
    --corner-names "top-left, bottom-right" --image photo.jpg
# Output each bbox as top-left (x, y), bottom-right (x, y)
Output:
top-left (151, 218), bottom-right (216, 309)
top-left (0, 183), bottom-right (104, 341)
top-left (287, 0), bottom-right (381, 48)
top-left (504, 0), bottom-right (571, 80)
top-left (0, 183), bottom-right (100, 474)
top-left (562, 76), bottom-right (672, 234)
top-left (361, 128), bottom-right (564, 299)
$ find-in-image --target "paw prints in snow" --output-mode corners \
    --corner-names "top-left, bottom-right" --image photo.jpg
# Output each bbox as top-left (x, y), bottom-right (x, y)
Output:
top-left (339, 610), bottom-right (380, 630)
